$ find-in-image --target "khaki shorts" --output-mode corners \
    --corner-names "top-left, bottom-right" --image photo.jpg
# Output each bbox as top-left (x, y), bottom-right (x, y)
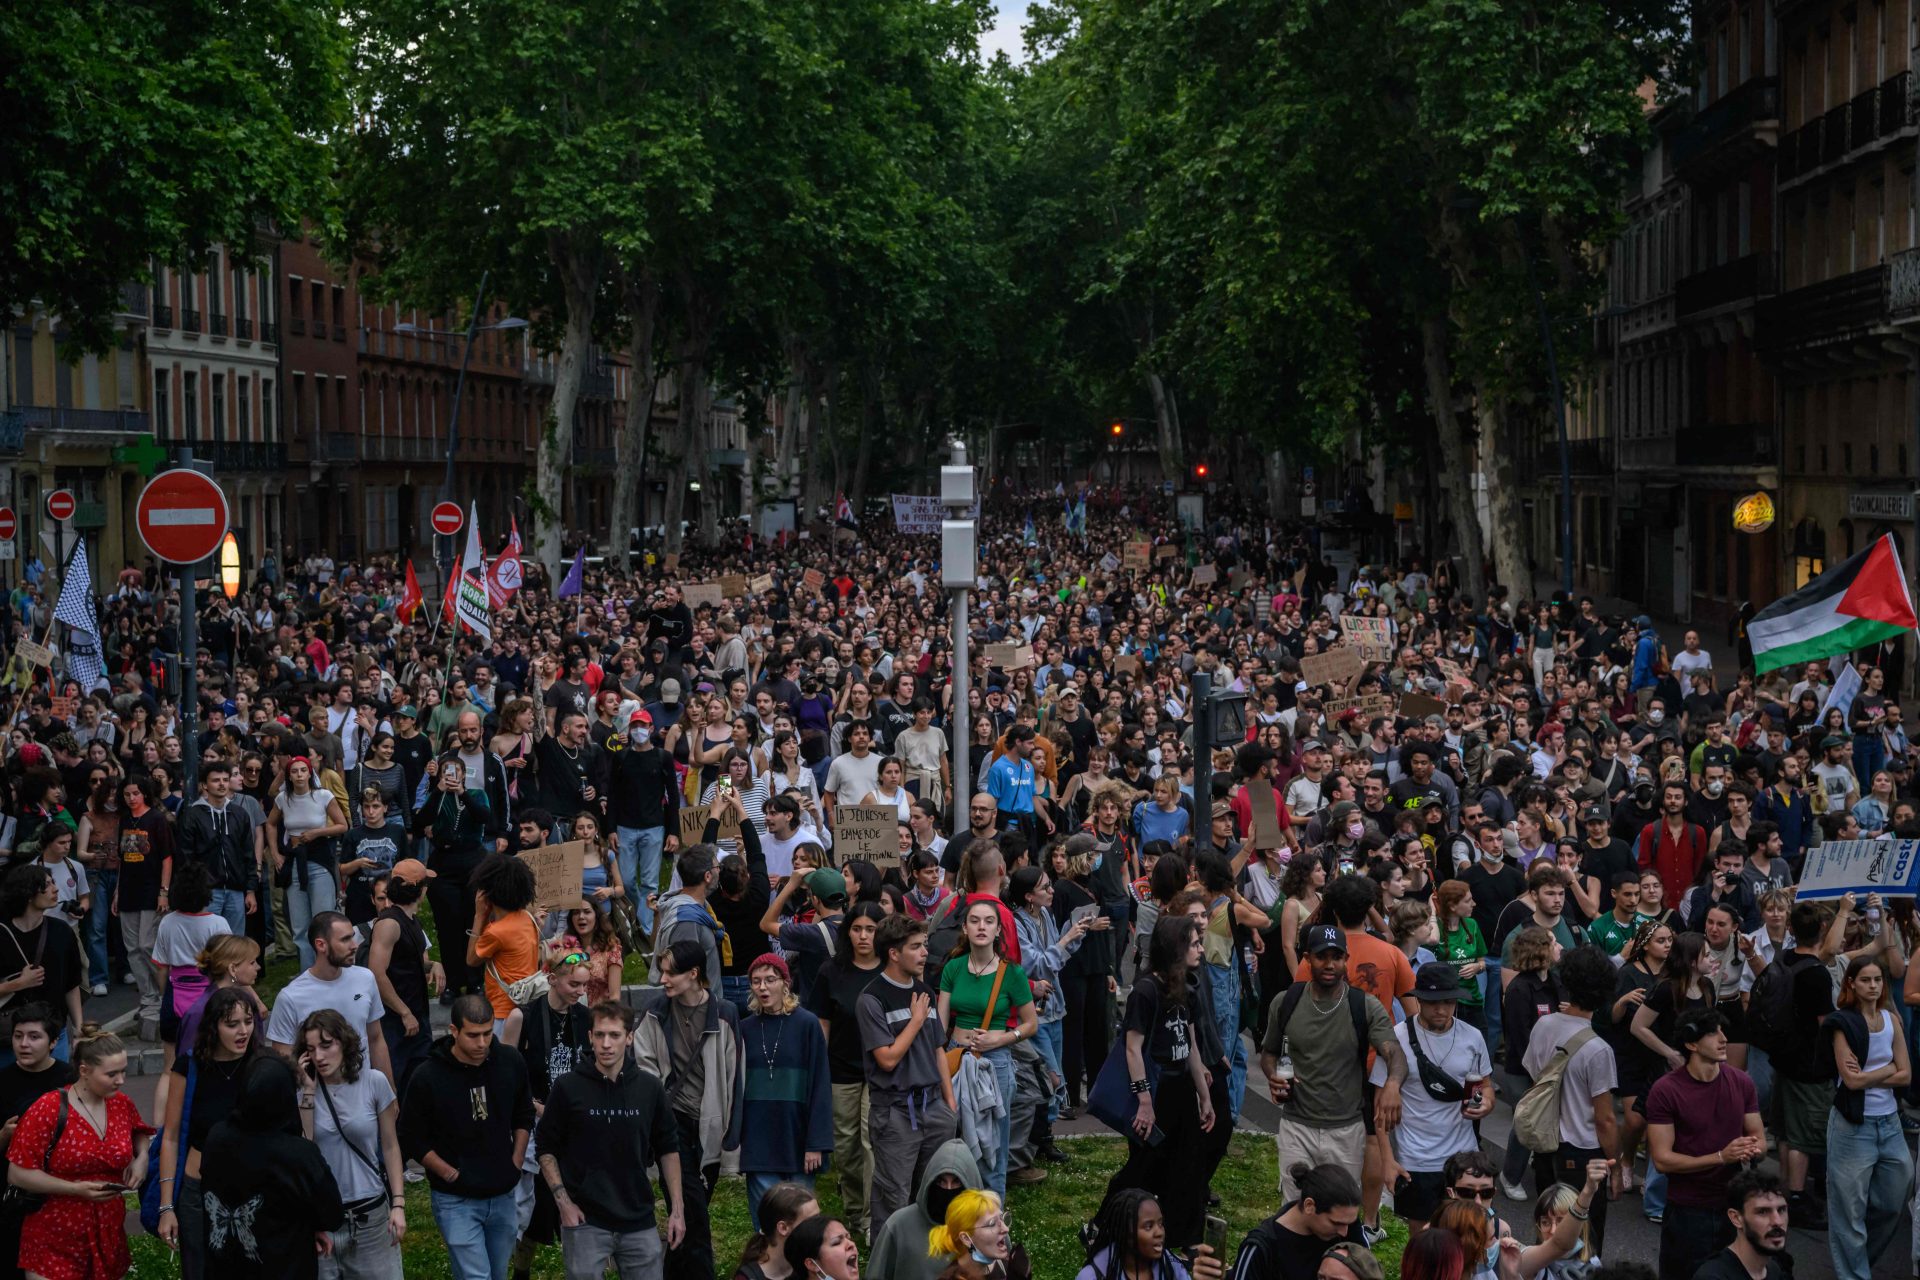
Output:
top-left (1275, 1116), bottom-right (1366, 1201)
top-left (1777, 1075), bottom-right (1829, 1154)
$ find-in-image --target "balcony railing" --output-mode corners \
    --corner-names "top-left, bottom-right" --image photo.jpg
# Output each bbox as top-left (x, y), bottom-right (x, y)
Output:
top-left (1674, 77), bottom-right (1780, 172)
top-left (1675, 253), bottom-right (1776, 316)
top-left (260, 321), bottom-right (279, 345)
top-left (1889, 247), bottom-right (1920, 317)
top-left (1780, 72), bottom-right (1914, 181)
top-left (581, 369), bottom-right (616, 400)
top-left (153, 304), bottom-right (174, 329)
top-left (234, 316), bottom-right (253, 340)
top-left (203, 440), bottom-right (286, 471)
top-left (208, 312), bottom-right (228, 337)
top-left (180, 308), bottom-right (201, 332)
top-left (12, 406), bottom-right (150, 435)
top-left (1674, 422), bottom-right (1777, 468)
top-left (1757, 264), bottom-right (1889, 350)
top-left (321, 432), bottom-right (360, 462)
top-left (0, 412), bottom-right (24, 453)
top-left (117, 283), bottom-right (148, 318)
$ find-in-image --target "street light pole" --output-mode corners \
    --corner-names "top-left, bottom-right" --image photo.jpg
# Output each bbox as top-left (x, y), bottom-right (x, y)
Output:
top-left (942, 442), bottom-right (978, 832)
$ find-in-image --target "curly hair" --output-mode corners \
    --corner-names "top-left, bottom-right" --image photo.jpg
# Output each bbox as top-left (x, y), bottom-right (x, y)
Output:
top-left (297, 1007), bottom-right (366, 1083)
top-left (193, 987), bottom-right (267, 1065)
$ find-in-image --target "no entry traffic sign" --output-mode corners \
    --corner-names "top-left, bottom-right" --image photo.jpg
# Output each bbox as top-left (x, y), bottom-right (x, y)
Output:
top-left (136, 469), bottom-right (230, 565)
top-left (430, 502), bottom-right (465, 537)
top-left (0, 508), bottom-right (17, 542)
top-left (44, 490), bottom-right (74, 522)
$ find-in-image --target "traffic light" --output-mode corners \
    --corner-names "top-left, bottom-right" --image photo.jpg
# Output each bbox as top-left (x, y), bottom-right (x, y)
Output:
top-left (1109, 421), bottom-right (1124, 438)
top-left (1194, 461), bottom-right (1209, 479)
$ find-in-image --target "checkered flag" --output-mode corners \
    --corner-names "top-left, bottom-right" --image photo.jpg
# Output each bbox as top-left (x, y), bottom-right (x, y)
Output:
top-left (52, 540), bottom-right (106, 692)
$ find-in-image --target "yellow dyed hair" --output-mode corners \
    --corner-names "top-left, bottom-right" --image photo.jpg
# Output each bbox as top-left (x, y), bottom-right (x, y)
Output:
top-left (927, 1189), bottom-right (1002, 1258)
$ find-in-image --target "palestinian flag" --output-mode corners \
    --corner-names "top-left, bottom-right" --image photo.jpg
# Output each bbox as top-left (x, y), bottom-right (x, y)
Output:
top-left (1748, 533), bottom-right (1916, 673)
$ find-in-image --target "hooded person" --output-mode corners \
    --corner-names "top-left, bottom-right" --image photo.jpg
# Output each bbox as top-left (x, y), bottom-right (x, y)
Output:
top-left (197, 1056), bottom-right (346, 1280)
top-left (651, 843), bottom-right (730, 985)
top-left (865, 1137), bottom-right (987, 1280)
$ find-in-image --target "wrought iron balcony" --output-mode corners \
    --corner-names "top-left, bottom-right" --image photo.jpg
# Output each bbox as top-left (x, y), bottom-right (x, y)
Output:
top-left (1780, 72), bottom-right (1914, 182)
top-left (118, 283), bottom-right (148, 318)
top-left (204, 440), bottom-right (286, 471)
top-left (208, 312), bottom-right (228, 337)
top-left (1673, 77), bottom-right (1780, 175)
top-left (180, 308), bottom-right (201, 332)
top-left (260, 321), bottom-right (280, 345)
top-left (12, 407), bottom-right (150, 435)
top-left (1757, 264), bottom-right (1888, 351)
top-left (153, 304), bottom-right (174, 329)
top-left (320, 432), bottom-right (360, 462)
top-left (234, 316), bottom-right (253, 340)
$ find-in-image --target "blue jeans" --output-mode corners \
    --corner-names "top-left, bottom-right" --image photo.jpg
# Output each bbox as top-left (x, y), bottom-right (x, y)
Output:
top-left (983, 1046), bottom-right (1015, 1198)
top-left (1826, 1110), bottom-right (1913, 1280)
top-left (286, 861), bottom-right (338, 968)
top-left (745, 1170), bottom-right (815, 1232)
top-left (615, 826), bottom-right (665, 934)
top-left (84, 869), bottom-right (117, 980)
top-left (1481, 960), bottom-right (1504, 1054)
top-left (430, 1189), bottom-right (518, 1280)
top-left (721, 975), bottom-right (751, 1010)
top-left (1034, 1019), bottom-right (1065, 1122)
top-left (210, 887), bottom-right (248, 935)
top-left (1644, 1167), bottom-right (1668, 1218)
top-left (1206, 960), bottom-right (1247, 1120)
top-left (1853, 734), bottom-right (1886, 791)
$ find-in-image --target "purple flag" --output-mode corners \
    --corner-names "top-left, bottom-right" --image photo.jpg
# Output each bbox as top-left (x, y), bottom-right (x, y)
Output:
top-left (557, 546), bottom-right (584, 598)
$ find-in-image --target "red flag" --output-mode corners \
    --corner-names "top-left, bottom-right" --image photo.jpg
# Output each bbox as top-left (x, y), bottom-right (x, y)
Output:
top-left (487, 518), bottom-right (524, 609)
top-left (442, 562), bottom-right (457, 625)
top-left (398, 561), bottom-right (423, 624)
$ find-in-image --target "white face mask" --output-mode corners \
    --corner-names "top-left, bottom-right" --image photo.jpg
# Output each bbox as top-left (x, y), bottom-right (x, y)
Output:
top-left (630, 728), bottom-right (651, 746)
top-left (1648, 709), bottom-right (1665, 725)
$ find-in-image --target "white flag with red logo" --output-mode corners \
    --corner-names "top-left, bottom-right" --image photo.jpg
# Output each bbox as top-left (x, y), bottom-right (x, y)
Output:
top-left (487, 517), bottom-right (523, 609)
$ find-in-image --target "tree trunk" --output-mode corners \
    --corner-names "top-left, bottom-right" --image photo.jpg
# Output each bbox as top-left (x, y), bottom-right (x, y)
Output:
top-left (536, 237), bottom-right (601, 583)
top-left (610, 268), bottom-right (660, 573)
top-left (1475, 392), bottom-right (1530, 596)
top-left (1421, 313), bottom-right (1489, 604)
top-left (1145, 367), bottom-right (1183, 481)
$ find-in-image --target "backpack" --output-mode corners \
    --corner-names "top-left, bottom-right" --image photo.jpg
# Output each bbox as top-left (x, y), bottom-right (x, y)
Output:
top-left (1746, 948), bottom-right (1812, 1052)
top-left (1513, 1027), bottom-right (1596, 1154)
top-left (1271, 982), bottom-right (1370, 1081)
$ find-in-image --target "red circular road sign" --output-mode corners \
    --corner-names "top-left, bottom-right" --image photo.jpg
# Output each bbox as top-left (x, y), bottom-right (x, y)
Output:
top-left (430, 502), bottom-right (464, 537)
top-left (0, 509), bottom-right (17, 542)
top-left (44, 490), bottom-right (74, 522)
top-left (135, 469), bottom-right (230, 565)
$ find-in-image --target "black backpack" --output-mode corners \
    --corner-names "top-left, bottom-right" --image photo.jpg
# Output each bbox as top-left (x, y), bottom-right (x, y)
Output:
top-left (1270, 981), bottom-right (1370, 1079)
top-left (1746, 948), bottom-right (1812, 1052)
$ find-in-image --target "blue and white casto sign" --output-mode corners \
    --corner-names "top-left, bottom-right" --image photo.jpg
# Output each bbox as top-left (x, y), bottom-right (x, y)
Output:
top-left (1795, 839), bottom-right (1920, 899)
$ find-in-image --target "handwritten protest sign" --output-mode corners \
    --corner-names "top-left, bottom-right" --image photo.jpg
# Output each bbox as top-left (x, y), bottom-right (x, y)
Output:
top-left (749, 573), bottom-right (774, 595)
top-left (11, 639), bottom-right (53, 670)
top-left (678, 803), bottom-right (742, 848)
top-left (1436, 657), bottom-right (1471, 685)
top-left (720, 573), bottom-right (748, 598)
top-left (48, 695), bottom-right (75, 722)
top-left (1340, 615), bottom-right (1395, 662)
top-left (984, 643), bottom-right (1034, 671)
top-left (1796, 840), bottom-right (1920, 899)
top-left (1322, 693), bottom-right (1396, 721)
top-left (519, 840), bottom-right (586, 912)
top-left (802, 567), bottom-right (825, 595)
top-left (1123, 541), bottom-right (1151, 571)
top-left (1191, 563), bottom-right (1218, 586)
top-left (1113, 654), bottom-right (1143, 679)
top-left (1245, 780), bottom-right (1286, 851)
top-left (1099, 552), bottom-right (1121, 574)
top-left (684, 582), bottom-right (723, 608)
top-left (833, 804), bottom-right (900, 867)
top-left (1156, 544), bottom-right (1179, 561)
top-left (1299, 648), bottom-right (1365, 690)
top-left (663, 552), bottom-right (680, 573)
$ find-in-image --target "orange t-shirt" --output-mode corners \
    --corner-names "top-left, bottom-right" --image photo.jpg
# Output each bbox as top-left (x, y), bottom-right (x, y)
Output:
top-left (476, 910), bottom-right (541, 1019)
top-left (1294, 929), bottom-right (1416, 1015)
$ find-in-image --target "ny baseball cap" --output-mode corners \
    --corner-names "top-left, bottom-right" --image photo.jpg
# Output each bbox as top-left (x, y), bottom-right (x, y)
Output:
top-left (1301, 924), bottom-right (1347, 955)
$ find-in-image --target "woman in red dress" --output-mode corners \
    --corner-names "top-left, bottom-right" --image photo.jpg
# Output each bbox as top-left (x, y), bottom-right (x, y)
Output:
top-left (6, 1027), bottom-right (149, 1280)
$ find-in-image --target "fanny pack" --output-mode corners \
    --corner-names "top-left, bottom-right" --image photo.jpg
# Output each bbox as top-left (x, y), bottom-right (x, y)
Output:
top-left (1406, 1021), bottom-right (1470, 1102)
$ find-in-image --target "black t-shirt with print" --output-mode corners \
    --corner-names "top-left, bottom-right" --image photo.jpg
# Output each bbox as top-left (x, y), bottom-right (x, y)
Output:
top-left (1121, 973), bottom-right (1195, 1070)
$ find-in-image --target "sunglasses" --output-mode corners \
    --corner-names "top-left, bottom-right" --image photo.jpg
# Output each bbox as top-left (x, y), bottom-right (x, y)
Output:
top-left (1451, 1184), bottom-right (1497, 1202)
top-left (554, 952), bottom-right (589, 968)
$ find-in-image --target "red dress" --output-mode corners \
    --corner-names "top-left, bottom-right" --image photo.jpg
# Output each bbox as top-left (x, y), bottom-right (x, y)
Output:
top-left (9, 1089), bottom-right (151, 1280)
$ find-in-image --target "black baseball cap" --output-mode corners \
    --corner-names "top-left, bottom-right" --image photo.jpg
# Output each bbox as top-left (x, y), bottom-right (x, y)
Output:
top-left (1301, 924), bottom-right (1347, 955)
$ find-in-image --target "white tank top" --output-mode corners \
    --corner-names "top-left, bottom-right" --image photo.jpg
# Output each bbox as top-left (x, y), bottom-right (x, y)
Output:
top-left (1862, 1011), bottom-right (1897, 1117)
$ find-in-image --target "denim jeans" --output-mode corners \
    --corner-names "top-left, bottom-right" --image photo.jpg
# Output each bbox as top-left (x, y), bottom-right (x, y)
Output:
top-left (1826, 1109), bottom-right (1914, 1280)
top-left (319, 1195), bottom-right (405, 1280)
top-left (287, 861), bottom-right (339, 968)
top-left (983, 1045), bottom-right (1016, 1198)
top-left (210, 887), bottom-right (248, 935)
top-left (1206, 959), bottom-right (1247, 1120)
top-left (1034, 1019), bottom-right (1065, 1122)
top-left (1643, 1167), bottom-right (1669, 1218)
top-left (745, 1170), bottom-right (815, 1232)
top-left (721, 975), bottom-right (751, 1010)
top-left (430, 1189), bottom-right (518, 1280)
top-left (84, 868), bottom-right (117, 980)
top-left (562, 1222), bottom-right (664, 1280)
top-left (1480, 960), bottom-right (1504, 1054)
top-left (615, 826), bottom-right (666, 934)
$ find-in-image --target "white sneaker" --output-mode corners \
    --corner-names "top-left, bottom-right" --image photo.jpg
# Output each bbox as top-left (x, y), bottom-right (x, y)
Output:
top-left (1500, 1176), bottom-right (1529, 1202)
top-left (87, 983), bottom-right (107, 998)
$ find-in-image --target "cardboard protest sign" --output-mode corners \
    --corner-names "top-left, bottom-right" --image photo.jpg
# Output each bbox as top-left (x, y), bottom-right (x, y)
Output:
top-left (1099, 552), bottom-right (1121, 574)
top-left (720, 573), bottom-right (748, 598)
top-left (802, 567), bottom-right (826, 594)
top-left (1156, 543), bottom-right (1179, 561)
top-left (684, 582), bottom-right (724, 608)
top-left (1299, 648), bottom-right (1365, 690)
top-left (48, 695), bottom-right (75, 722)
top-left (677, 802), bottom-right (742, 847)
top-left (1245, 780), bottom-right (1286, 851)
top-left (1191, 563), bottom-right (1218, 586)
top-left (1113, 654), bottom-right (1143, 679)
top-left (11, 639), bottom-right (53, 670)
top-left (749, 573), bottom-right (774, 595)
top-left (1436, 657), bottom-right (1471, 685)
top-left (1795, 839), bottom-right (1920, 899)
top-left (1322, 693), bottom-right (1396, 721)
top-left (1123, 541), bottom-right (1151, 571)
top-left (663, 552), bottom-right (681, 573)
top-left (1228, 569), bottom-right (1250, 592)
top-left (984, 642), bottom-right (1034, 671)
top-left (519, 840), bottom-right (586, 912)
top-left (1399, 692), bottom-right (1448, 720)
top-left (833, 804), bottom-right (900, 867)
top-left (1340, 615), bottom-right (1395, 662)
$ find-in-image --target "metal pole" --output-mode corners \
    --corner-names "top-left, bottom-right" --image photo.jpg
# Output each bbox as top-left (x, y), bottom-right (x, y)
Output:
top-left (178, 447), bottom-right (200, 799)
top-left (951, 585), bottom-right (970, 834)
top-left (1192, 670), bottom-right (1213, 812)
top-left (437, 272), bottom-right (489, 578)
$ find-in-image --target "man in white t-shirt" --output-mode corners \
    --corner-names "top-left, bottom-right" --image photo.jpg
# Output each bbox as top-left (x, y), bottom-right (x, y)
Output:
top-left (267, 911), bottom-right (393, 1084)
top-left (1391, 963), bottom-right (1494, 1232)
top-left (1669, 631), bottom-right (1714, 686)
top-left (1521, 944), bottom-right (1619, 1250)
top-left (823, 722), bottom-right (884, 824)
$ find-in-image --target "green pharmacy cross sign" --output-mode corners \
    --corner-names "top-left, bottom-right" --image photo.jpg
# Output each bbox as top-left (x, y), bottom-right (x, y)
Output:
top-left (113, 436), bottom-right (169, 477)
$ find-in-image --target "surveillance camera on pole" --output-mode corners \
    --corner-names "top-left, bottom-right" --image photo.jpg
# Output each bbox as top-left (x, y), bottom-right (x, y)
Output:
top-left (942, 442), bottom-right (978, 830)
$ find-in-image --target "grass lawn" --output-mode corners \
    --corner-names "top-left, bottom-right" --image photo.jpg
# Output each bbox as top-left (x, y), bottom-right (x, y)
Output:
top-left (127, 1132), bottom-right (1408, 1278)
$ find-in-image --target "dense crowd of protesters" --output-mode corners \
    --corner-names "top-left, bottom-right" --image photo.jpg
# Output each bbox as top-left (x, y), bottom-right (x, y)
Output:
top-left (0, 480), bottom-right (1911, 1280)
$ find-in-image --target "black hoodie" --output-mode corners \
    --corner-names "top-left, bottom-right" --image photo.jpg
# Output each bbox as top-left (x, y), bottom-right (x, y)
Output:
top-left (534, 1054), bottom-right (679, 1233)
top-left (398, 1034), bottom-right (535, 1199)
top-left (198, 1058), bottom-right (345, 1280)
